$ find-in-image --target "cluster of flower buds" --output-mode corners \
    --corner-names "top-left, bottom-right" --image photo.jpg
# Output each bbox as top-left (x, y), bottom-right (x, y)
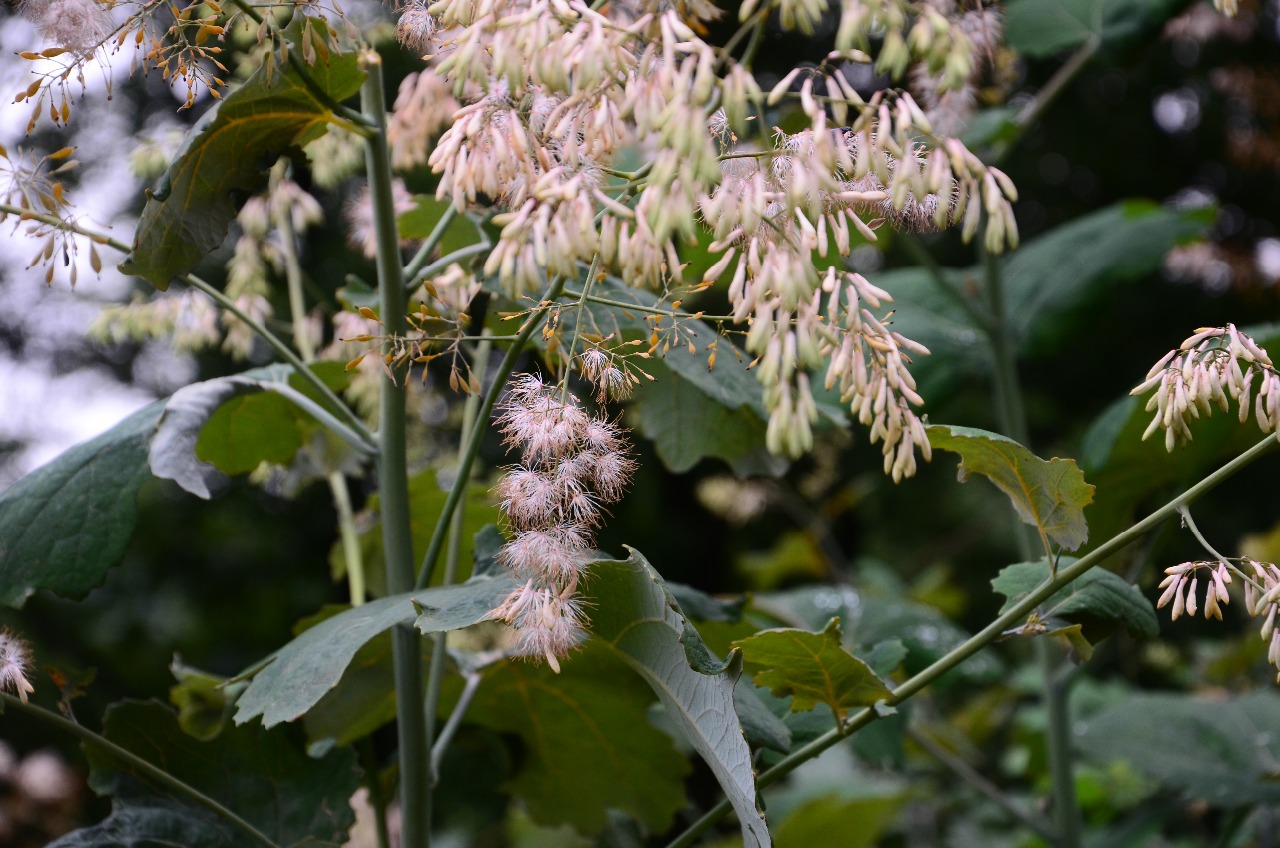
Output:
top-left (1131, 324), bottom-right (1280, 451)
top-left (1158, 557), bottom-right (1280, 682)
top-left (405, 0), bottom-right (1018, 476)
top-left (0, 628), bottom-right (35, 704)
top-left (488, 374), bottom-right (635, 670)
top-left (1158, 560), bottom-right (1233, 621)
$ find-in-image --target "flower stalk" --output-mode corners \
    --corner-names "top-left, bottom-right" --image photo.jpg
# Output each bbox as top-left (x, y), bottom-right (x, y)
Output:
top-left (360, 50), bottom-right (430, 848)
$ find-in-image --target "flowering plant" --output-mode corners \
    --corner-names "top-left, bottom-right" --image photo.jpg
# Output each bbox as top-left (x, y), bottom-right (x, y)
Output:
top-left (2, 0), bottom-right (1279, 844)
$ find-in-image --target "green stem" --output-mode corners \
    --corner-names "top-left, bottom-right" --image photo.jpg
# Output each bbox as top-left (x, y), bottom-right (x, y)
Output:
top-left (1037, 637), bottom-right (1080, 848)
top-left (270, 159), bottom-right (315, 362)
top-left (0, 693), bottom-right (280, 848)
top-left (0, 202), bottom-right (373, 452)
top-left (331, 470), bottom-right (367, 606)
top-left (269, 167), bottom-right (370, 606)
top-left (360, 50), bottom-right (430, 848)
top-left (415, 275), bottom-right (568, 589)
top-left (431, 671), bottom-right (483, 776)
top-left (405, 243), bottom-right (494, 293)
top-left (1001, 36), bottom-right (1101, 159)
top-left (224, 0), bottom-right (373, 132)
top-left (718, 8), bottom-right (768, 66)
top-left (403, 205), bottom-right (460, 282)
top-left (979, 237), bottom-right (1074, 846)
top-left (662, 432), bottom-right (1277, 848)
top-left (562, 255), bottom-right (601, 395)
top-left (266, 383), bottom-right (377, 459)
top-left (423, 333), bottom-right (491, 809)
top-left (560, 288), bottom-right (733, 323)
top-left (898, 236), bottom-right (993, 333)
top-left (908, 725), bottom-right (1056, 841)
top-left (184, 274), bottom-right (377, 451)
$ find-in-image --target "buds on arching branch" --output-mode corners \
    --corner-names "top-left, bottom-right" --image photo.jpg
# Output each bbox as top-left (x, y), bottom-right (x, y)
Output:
top-left (1130, 324), bottom-right (1280, 451)
top-left (1135, 328), bottom-right (1280, 681)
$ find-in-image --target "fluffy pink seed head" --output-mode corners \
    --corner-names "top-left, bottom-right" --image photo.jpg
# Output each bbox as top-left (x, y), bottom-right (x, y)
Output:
top-left (495, 466), bottom-right (559, 529)
top-left (498, 525), bottom-right (591, 585)
top-left (589, 450), bottom-right (637, 502)
top-left (0, 629), bottom-right (35, 704)
top-left (492, 582), bottom-right (588, 673)
top-left (581, 417), bottom-right (624, 453)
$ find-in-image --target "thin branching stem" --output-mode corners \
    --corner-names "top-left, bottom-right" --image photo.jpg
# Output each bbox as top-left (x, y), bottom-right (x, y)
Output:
top-left (663, 433), bottom-right (1278, 848)
top-left (908, 725), bottom-right (1056, 841)
top-left (403, 205), bottom-right (459, 281)
top-left (423, 334), bottom-right (491, 800)
top-left (898, 235), bottom-right (993, 333)
top-left (1176, 506), bottom-right (1262, 589)
top-left (415, 275), bottom-right (568, 589)
top-left (979, 234), bottom-right (1076, 847)
top-left (0, 201), bottom-right (376, 452)
top-left (560, 288), bottom-right (733, 323)
top-left (431, 671), bottom-right (483, 775)
top-left (405, 242), bottom-right (494, 293)
top-left (0, 693), bottom-right (280, 848)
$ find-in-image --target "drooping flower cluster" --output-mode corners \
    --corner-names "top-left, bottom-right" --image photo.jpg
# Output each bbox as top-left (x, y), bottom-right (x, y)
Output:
top-left (1158, 560), bottom-right (1234, 621)
top-left (1157, 557), bottom-right (1280, 681)
top-left (1131, 324), bottom-right (1280, 451)
top-left (488, 374), bottom-right (636, 670)
top-left (0, 629), bottom-right (35, 704)
top-left (394, 0), bottom-right (1022, 476)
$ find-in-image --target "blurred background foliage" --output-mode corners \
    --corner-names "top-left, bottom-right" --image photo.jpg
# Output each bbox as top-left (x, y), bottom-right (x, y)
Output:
top-left (3, 0), bottom-right (1280, 844)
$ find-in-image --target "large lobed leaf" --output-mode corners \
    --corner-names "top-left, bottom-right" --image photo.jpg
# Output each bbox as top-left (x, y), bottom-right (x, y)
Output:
top-left (51, 700), bottom-right (359, 848)
top-left (992, 559), bottom-right (1158, 640)
top-left (149, 363), bottom-right (351, 499)
top-left (234, 572), bottom-right (518, 728)
top-left (531, 276), bottom-right (798, 475)
top-left (1004, 0), bottom-right (1186, 58)
top-left (447, 643), bottom-right (691, 835)
top-left (879, 203), bottom-right (1211, 388)
top-left (734, 618), bottom-right (894, 724)
top-left (633, 359), bottom-right (787, 477)
top-left (0, 401), bottom-right (164, 608)
top-left (927, 425), bottom-right (1095, 552)
top-left (1075, 691), bottom-right (1280, 805)
top-left (584, 549), bottom-right (772, 848)
top-left (119, 53), bottom-right (365, 288)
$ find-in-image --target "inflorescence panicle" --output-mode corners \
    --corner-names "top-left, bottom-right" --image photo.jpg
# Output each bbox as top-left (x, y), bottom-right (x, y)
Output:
top-left (1131, 324), bottom-right (1280, 451)
top-left (401, 0), bottom-right (1022, 475)
top-left (488, 374), bottom-right (636, 670)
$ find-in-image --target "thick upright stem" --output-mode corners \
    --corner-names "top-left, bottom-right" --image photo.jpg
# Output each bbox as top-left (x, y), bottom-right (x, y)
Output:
top-left (980, 241), bottom-right (1079, 848)
top-left (360, 51), bottom-right (430, 848)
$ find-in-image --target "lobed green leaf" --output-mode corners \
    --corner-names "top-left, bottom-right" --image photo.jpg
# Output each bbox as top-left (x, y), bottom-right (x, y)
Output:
top-left (992, 559), bottom-right (1158, 640)
top-left (119, 52), bottom-right (365, 288)
top-left (734, 618), bottom-right (893, 723)
top-left (0, 401), bottom-right (164, 608)
top-left (584, 549), bottom-right (772, 848)
top-left (53, 700), bottom-right (358, 848)
top-left (927, 425), bottom-right (1095, 552)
